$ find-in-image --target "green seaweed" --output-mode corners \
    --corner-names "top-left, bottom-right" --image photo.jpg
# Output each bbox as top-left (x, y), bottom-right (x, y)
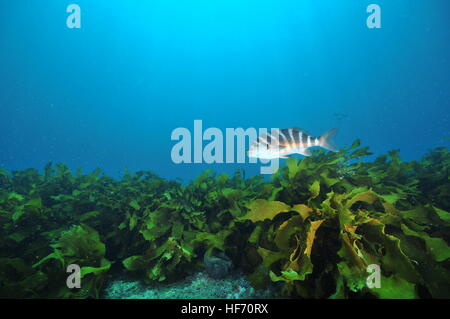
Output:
top-left (0, 142), bottom-right (449, 298)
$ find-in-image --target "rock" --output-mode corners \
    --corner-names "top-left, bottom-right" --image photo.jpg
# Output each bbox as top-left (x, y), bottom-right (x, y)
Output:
top-left (203, 251), bottom-right (233, 279)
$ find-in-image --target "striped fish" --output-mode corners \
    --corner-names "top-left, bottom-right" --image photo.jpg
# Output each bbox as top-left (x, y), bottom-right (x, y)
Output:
top-left (248, 127), bottom-right (338, 159)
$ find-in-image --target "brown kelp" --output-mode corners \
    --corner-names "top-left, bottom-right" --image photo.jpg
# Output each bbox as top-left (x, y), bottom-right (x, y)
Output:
top-left (0, 142), bottom-right (449, 298)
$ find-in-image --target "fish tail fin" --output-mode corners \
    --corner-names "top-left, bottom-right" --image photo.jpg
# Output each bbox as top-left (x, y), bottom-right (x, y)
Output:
top-left (319, 128), bottom-right (339, 152)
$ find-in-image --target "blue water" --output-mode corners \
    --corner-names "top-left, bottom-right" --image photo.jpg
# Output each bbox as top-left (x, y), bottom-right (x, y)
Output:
top-left (1, 0), bottom-right (449, 181)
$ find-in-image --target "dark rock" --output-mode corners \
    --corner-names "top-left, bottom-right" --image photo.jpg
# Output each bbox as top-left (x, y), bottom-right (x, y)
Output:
top-left (203, 251), bottom-right (233, 279)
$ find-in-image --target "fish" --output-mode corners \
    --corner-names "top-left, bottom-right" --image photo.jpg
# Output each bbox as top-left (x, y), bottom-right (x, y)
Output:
top-left (247, 127), bottom-right (338, 160)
